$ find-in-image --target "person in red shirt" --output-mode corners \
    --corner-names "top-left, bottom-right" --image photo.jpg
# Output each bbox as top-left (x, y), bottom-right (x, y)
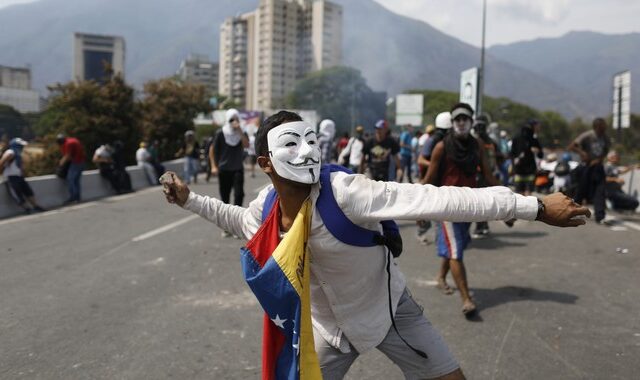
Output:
top-left (56, 134), bottom-right (86, 204)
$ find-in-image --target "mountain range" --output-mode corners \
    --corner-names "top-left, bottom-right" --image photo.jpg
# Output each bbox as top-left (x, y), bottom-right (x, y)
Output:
top-left (1, 0), bottom-right (637, 119)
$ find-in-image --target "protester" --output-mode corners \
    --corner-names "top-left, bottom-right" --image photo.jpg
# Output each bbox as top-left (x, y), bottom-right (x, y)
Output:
top-left (162, 110), bottom-right (589, 380)
top-left (415, 113), bottom-right (452, 244)
top-left (568, 118), bottom-right (611, 223)
top-left (604, 151), bottom-right (639, 212)
top-left (422, 103), bottom-right (500, 316)
top-left (472, 115), bottom-right (502, 237)
top-left (136, 142), bottom-right (158, 185)
top-left (318, 119), bottom-right (336, 164)
top-left (336, 132), bottom-right (350, 159)
top-left (0, 138), bottom-right (45, 214)
top-left (411, 129), bottom-right (423, 180)
top-left (210, 108), bottom-right (249, 238)
top-left (363, 119), bottom-right (401, 181)
top-left (93, 143), bottom-right (125, 194)
top-left (498, 130), bottom-right (511, 186)
top-left (337, 125), bottom-right (365, 173)
top-left (148, 139), bottom-right (166, 179)
top-left (246, 131), bottom-right (258, 178)
top-left (510, 119), bottom-right (543, 195)
top-left (56, 133), bottom-right (85, 204)
top-left (399, 124), bottom-right (414, 183)
top-left (176, 130), bottom-right (200, 184)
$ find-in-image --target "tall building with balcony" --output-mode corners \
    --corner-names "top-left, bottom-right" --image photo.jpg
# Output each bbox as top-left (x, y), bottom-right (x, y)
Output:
top-left (219, 0), bottom-right (342, 110)
top-left (72, 33), bottom-right (125, 84)
top-left (177, 54), bottom-right (219, 95)
top-left (0, 65), bottom-right (41, 113)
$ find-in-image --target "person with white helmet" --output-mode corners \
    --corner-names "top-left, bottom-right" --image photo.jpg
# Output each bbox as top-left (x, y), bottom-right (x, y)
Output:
top-left (415, 112), bottom-right (452, 244)
top-left (318, 119), bottom-right (336, 164)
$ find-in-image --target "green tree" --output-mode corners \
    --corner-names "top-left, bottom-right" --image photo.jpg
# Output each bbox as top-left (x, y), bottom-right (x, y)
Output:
top-left (139, 78), bottom-right (211, 158)
top-left (286, 66), bottom-right (385, 134)
top-left (0, 104), bottom-right (28, 139)
top-left (35, 74), bottom-right (140, 174)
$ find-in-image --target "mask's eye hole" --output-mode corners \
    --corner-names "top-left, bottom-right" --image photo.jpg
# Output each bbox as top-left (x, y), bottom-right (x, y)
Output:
top-left (285, 142), bottom-right (297, 147)
top-left (307, 140), bottom-right (316, 145)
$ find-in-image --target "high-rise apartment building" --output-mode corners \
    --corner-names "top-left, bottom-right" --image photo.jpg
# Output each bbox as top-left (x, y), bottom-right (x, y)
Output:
top-left (0, 65), bottom-right (40, 113)
top-left (73, 33), bottom-right (125, 84)
top-left (219, 0), bottom-right (342, 110)
top-left (177, 54), bottom-right (219, 95)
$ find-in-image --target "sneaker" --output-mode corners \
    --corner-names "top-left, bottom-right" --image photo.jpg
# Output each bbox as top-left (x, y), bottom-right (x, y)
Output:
top-left (472, 229), bottom-right (490, 239)
top-left (221, 230), bottom-right (232, 238)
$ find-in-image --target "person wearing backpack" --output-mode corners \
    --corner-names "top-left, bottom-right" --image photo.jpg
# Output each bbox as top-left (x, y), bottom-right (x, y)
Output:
top-left (162, 110), bottom-right (589, 380)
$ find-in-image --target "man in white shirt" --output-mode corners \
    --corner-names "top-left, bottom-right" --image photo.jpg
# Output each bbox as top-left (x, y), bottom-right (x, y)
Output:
top-left (136, 142), bottom-right (158, 185)
top-left (162, 111), bottom-right (590, 380)
top-left (0, 138), bottom-right (45, 214)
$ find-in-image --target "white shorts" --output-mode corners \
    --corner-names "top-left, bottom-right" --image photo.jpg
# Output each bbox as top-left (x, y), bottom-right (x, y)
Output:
top-left (314, 288), bottom-right (460, 379)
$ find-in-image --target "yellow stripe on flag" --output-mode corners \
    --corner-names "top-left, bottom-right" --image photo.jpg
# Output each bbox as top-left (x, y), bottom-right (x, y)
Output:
top-left (271, 199), bottom-right (322, 379)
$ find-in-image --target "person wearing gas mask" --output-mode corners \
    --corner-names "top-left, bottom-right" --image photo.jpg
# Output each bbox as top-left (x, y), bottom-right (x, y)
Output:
top-left (422, 103), bottom-right (500, 317)
top-left (161, 110), bottom-right (589, 380)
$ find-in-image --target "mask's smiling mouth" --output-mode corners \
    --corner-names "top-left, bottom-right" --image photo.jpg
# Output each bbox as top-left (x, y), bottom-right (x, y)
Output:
top-left (287, 157), bottom-right (320, 167)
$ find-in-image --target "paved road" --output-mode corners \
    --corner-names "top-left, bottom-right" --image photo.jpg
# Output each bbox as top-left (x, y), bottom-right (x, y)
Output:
top-left (1, 174), bottom-right (639, 379)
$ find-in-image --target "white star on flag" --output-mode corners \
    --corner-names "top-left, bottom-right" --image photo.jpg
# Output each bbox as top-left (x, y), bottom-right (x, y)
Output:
top-left (271, 314), bottom-right (287, 329)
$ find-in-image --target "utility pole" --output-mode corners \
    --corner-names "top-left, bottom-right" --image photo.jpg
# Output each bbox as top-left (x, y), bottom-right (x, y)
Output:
top-left (477, 0), bottom-right (487, 116)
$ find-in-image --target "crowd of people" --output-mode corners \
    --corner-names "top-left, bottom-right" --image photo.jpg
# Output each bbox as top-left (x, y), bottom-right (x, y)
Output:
top-left (161, 107), bottom-right (591, 380)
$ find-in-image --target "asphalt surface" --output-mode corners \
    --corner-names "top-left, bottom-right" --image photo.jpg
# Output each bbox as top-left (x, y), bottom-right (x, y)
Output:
top-left (1, 173), bottom-right (639, 380)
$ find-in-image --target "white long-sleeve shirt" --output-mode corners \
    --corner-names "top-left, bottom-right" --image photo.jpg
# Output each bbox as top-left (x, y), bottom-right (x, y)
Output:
top-left (183, 172), bottom-right (538, 354)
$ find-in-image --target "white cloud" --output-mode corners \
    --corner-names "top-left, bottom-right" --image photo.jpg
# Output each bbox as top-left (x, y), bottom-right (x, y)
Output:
top-left (0, 0), bottom-right (37, 9)
top-left (373, 0), bottom-right (640, 46)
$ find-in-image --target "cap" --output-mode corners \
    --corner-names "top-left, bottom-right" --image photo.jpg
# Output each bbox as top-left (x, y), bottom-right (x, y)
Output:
top-left (425, 124), bottom-right (435, 134)
top-left (355, 125), bottom-right (364, 133)
top-left (434, 112), bottom-right (452, 130)
top-left (450, 103), bottom-right (474, 120)
top-left (374, 119), bottom-right (388, 129)
top-left (9, 137), bottom-right (27, 146)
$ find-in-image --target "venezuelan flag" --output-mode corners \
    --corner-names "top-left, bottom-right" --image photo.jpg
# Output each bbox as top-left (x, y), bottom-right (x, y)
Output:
top-left (241, 198), bottom-right (322, 380)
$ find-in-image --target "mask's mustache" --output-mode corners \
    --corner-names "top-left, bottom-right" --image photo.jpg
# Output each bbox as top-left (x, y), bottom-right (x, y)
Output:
top-left (287, 157), bottom-right (320, 167)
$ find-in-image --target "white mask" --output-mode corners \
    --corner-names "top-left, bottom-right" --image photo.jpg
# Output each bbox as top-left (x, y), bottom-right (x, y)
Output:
top-left (453, 118), bottom-right (472, 137)
top-left (267, 121), bottom-right (321, 184)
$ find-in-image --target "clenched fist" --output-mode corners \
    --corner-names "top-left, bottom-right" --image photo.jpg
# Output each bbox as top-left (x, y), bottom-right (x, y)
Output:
top-left (539, 192), bottom-right (591, 227)
top-left (160, 171), bottom-right (190, 207)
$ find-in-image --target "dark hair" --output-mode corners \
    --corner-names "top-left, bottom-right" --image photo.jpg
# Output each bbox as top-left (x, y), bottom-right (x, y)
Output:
top-left (255, 110), bottom-right (303, 157)
top-left (593, 117), bottom-right (606, 129)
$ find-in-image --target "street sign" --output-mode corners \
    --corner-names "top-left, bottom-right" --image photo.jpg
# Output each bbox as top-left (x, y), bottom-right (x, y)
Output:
top-left (460, 67), bottom-right (478, 112)
top-left (395, 94), bottom-right (424, 126)
top-left (612, 70), bottom-right (631, 129)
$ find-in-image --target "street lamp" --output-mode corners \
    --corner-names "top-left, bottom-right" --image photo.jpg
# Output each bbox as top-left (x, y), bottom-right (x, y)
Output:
top-left (477, 0), bottom-right (487, 116)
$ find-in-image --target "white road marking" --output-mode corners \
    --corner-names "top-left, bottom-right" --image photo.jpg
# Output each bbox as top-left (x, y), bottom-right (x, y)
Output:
top-left (131, 214), bottom-right (199, 242)
top-left (622, 221), bottom-right (640, 232)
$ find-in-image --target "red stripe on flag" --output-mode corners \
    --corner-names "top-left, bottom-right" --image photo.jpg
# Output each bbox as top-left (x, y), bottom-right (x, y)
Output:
top-left (246, 199), bottom-right (281, 268)
top-left (262, 315), bottom-right (286, 380)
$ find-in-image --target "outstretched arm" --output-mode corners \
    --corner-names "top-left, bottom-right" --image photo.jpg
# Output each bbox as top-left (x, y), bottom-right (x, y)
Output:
top-left (162, 171), bottom-right (254, 239)
top-left (332, 171), bottom-right (589, 227)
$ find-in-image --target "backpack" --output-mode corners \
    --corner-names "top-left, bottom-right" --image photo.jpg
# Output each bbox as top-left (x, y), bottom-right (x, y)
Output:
top-left (261, 164), bottom-right (404, 257)
top-left (554, 161), bottom-right (570, 176)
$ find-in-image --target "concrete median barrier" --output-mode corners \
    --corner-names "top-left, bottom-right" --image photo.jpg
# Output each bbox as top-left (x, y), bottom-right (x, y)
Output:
top-left (0, 159), bottom-right (184, 219)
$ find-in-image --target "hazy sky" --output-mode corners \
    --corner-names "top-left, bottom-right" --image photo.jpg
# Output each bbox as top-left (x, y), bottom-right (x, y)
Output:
top-left (1, 0), bottom-right (639, 46)
top-left (373, 0), bottom-right (640, 46)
